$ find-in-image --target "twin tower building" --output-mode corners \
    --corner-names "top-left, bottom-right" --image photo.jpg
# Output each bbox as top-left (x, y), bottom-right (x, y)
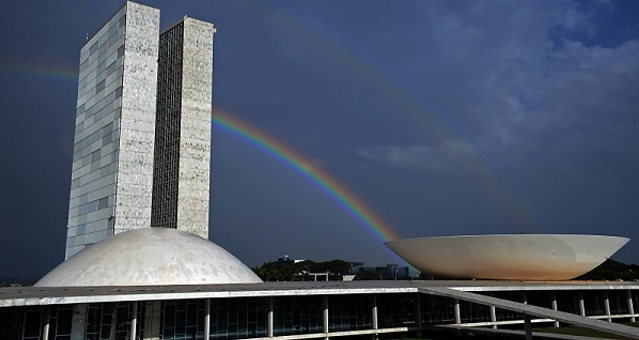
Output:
top-left (65, 2), bottom-right (215, 258)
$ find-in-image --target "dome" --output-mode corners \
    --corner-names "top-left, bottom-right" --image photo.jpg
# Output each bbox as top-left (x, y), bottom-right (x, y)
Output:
top-left (36, 228), bottom-right (262, 287)
top-left (386, 234), bottom-right (629, 280)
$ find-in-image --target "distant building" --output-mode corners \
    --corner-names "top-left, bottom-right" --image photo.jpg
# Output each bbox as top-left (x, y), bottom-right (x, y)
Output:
top-left (358, 264), bottom-right (411, 280)
top-left (65, 2), bottom-right (214, 258)
top-left (276, 255), bottom-right (295, 264)
top-left (348, 261), bottom-right (364, 273)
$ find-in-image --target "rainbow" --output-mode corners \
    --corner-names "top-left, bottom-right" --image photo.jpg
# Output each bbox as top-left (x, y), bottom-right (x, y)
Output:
top-left (2, 59), bottom-right (402, 243)
top-left (3, 13), bottom-right (536, 231)
top-left (246, 2), bottom-right (535, 230)
top-left (0, 59), bottom-right (77, 82)
top-left (212, 109), bottom-right (400, 243)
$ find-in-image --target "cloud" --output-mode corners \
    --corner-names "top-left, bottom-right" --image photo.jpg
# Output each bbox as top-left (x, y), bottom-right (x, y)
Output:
top-left (357, 140), bottom-right (476, 173)
top-left (399, 2), bottom-right (639, 162)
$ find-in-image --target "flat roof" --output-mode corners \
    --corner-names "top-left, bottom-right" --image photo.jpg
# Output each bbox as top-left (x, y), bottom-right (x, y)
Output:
top-left (426, 286), bottom-right (639, 339)
top-left (1, 280), bottom-right (638, 307)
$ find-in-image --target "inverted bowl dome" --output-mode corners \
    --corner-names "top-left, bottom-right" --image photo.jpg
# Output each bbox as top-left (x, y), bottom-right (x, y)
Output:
top-left (36, 228), bottom-right (262, 287)
top-left (385, 234), bottom-right (629, 280)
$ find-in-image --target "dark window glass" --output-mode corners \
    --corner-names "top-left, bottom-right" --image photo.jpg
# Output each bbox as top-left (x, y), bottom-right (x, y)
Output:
top-left (23, 309), bottom-right (41, 338)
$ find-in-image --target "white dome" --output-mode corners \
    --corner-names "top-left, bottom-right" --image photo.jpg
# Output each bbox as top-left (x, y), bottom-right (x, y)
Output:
top-left (36, 228), bottom-right (262, 287)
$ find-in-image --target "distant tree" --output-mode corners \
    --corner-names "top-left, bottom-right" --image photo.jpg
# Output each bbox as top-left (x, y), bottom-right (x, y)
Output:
top-left (295, 260), bottom-right (316, 273)
top-left (252, 259), bottom-right (356, 281)
top-left (309, 259), bottom-right (352, 274)
top-left (253, 262), bottom-right (304, 281)
top-left (577, 259), bottom-right (639, 281)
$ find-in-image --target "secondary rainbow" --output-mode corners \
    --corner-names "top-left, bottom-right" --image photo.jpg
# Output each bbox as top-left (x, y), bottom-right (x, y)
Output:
top-left (247, 2), bottom-right (534, 230)
top-left (212, 109), bottom-right (399, 243)
top-left (4, 16), bottom-right (535, 229)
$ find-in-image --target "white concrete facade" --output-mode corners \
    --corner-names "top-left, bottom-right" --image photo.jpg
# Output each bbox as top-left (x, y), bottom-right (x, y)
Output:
top-left (385, 234), bottom-right (629, 280)
top-left (151, 17), bottom-right (214, 238)
top-left (2, 281), bottom-right (639, 339)
top-left (65, 2), bottom-right (160, 259)
top-left (66, 3), bottom-right (216, 257)
top-left (39, 228), bottom-right (261, 287)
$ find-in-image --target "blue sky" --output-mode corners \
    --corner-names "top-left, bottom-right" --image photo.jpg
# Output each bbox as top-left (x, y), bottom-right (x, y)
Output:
top-left (1, 0), bottom-right (638, 277)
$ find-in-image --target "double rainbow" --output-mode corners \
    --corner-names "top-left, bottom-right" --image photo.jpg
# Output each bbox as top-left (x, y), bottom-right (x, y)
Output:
top-left (247, 1), bottom-right (534, 230)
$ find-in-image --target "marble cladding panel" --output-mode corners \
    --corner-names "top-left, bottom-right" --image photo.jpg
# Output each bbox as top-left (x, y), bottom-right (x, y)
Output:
top-left (119, 126), bottom-right (155, 146)
top-left (177, 197), bottom-right (208, 216)
top-left (175, 18), bottom-right (214, 239)
top-left (114, 3), bottom-right (159, 233)
top-left (115, 182), bottom-right (153, 197)
top-left (117, 168), bottom-right (155, 186)
top-left (117, 161), bottom-right (155, 184)
top-left (178, 141), bottom-right (210, 168)
top-left (120, 109), bottom-right (156, 125)
top-left (118, 144), bottom-right (154, 165)
top-left (121, 75), bottom-right (158, 112)
top-left (118, 141), bottom-right (154, 163)
top-left (114, 202), bottom-right (152, 231)
top-left (179, 116), bottom-right (211, 138)
top-left (114, 193), bottom-right (154, 215)
top-left (125, 2), bottom-right (160, 33)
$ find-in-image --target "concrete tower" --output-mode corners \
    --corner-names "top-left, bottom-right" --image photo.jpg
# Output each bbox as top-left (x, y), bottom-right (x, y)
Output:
top-left (65, 2), bottom-right (160, 259)
top-left (65, 2), bottom-right (215, 258)
top-left (151, 17), bottom-right (215, 238)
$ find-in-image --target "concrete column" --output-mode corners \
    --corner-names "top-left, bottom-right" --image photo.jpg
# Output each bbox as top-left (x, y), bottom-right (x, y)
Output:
top-left (453, 299), bottom-right (461, 324)
top-left (109, 312), bottom-right (116, 339)
top-left (627, 290), bottom-right (635, 323)
top-left (604, 292), bottom-right (611, 323)
top-left (524, 314), bottom-right (533, 340)
top-left (323, 296), bottom-right (329, 339)
top-left (371, 295), bottom-right (378, 330)
top-left (489, 305), bottom-right (497, 329)
top-left (371, 295), bottom-right (379, 340)
top-left (143, 301), bottom-right (162, 340)
top-left (578, 292), bottom-right (586, 317)
top-left (551, 292), bottom-right (559, 328)
top-left (130, 301), bottom-right (138, 340)
top-left (415, 294), bottom-right (422, 338)
top-left (42, 306), bottom-right (50, 340)
top-left (204, 299), bottom-right (211, 340)
top-left (70, 304), bottom-right (87, 340)
top-left (267, 298), bottom-right (274, 338)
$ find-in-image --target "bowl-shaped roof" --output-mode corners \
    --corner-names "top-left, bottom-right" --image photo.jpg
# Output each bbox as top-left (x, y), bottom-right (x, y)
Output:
top-left (385, 234), bottom-right (629, 280)
top-left (36, 228), bottom-right (262, 287)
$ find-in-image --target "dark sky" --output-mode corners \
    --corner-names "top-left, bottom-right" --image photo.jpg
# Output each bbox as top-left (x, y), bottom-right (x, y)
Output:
top-left (1, 1), bottom-right (638, 278)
